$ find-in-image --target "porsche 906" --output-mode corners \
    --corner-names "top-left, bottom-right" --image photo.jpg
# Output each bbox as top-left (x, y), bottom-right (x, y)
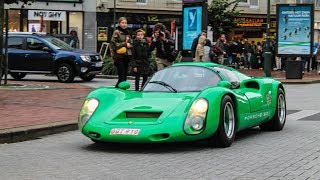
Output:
top-left (78, 62), bottom-right (286, 147)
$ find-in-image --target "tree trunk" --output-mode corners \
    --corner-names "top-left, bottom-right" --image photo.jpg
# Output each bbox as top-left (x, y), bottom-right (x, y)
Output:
top-left (0, 0), bottom-right (4, 85)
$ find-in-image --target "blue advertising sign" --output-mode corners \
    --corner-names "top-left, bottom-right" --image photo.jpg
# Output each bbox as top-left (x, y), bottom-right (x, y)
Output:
top-left (183, 6), bottom-right (202, 50)
top-left (277, 4), bottom-right (313, 56)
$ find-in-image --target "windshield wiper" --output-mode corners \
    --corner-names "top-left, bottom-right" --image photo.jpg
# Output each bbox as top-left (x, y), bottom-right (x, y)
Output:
top-left (149, 81), bottom-right (177, 93)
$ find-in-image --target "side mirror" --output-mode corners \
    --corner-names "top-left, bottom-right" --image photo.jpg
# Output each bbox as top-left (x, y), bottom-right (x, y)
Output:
top-left (217, 81), bottom-right (231, 89)
top-left (118, 81), bottom-right (130, 90)
top-left (42, 47), bottom-right (52, 53)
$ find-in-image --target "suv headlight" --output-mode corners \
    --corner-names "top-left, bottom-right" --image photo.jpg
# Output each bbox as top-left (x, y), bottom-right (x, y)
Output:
top-left (80, 55), bottom-right (91, 62)
top-left (78, 98), bottom-right (99, 129)
top-left (184, 98), bottom-right (208, 135)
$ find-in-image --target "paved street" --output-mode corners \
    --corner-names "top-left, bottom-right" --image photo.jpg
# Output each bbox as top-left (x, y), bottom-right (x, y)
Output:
top-left (1, 75), bottom-right (320, 179)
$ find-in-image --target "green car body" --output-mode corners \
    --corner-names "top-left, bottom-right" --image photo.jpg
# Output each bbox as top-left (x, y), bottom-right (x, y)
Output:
top-left (79, 62), bottom-right (286, 147)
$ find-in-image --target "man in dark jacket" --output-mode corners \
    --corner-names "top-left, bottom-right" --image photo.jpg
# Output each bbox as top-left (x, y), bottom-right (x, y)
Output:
top-left (191, 30), bottom-right (207, 59)
top-left (150, 23), bottom-right (175, 71)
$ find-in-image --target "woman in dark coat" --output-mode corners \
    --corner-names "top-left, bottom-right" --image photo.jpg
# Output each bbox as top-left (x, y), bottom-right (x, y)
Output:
top-left (131, 29), bottom-right (152, 91)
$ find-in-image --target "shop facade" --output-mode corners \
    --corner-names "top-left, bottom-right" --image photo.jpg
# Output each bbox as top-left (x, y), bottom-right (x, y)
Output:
top-left (96, 12), bottom-right (182, 51)
top-left (4, 0), bottom-right (93, 51)
top-left (229, 15), bottom-right (277, 43)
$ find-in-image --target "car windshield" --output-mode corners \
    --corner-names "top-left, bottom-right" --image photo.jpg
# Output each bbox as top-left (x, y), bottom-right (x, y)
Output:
top-left (143, 66), bottom-right (221, 92)
top-left (42, 36), bottom-right (73, 50)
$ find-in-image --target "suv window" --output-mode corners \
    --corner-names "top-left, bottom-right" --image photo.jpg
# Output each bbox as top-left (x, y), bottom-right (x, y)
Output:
top-left (27, 38), bottom-right (46, 51)
top-left (8, 37), bottom-right (23, 49)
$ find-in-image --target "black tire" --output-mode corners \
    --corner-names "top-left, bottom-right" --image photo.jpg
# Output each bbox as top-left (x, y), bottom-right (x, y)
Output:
top-left (57, 63), bottom-right (75, 83)
top-left (80, 75), bottom-right (95, 82)
top-left (208, 95), bottom-right (236, 148)
top-left (259, 88), bottom-right (286, 131)
top-left (10, 72), bottom-right (27, 80)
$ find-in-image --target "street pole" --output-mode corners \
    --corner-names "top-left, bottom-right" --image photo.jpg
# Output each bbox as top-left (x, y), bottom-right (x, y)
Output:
top-left (264, 0), bottom-right (272, 77)
top-left (4, 8), bottom-right (8, 84)
top-left (0, 0), bottom-right (4, 85)
top-left (113, 0), bottom-right (116, 30)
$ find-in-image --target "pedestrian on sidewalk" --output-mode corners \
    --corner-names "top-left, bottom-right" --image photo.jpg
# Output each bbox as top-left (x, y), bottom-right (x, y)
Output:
top-left (191, 30), bottom-right (207, 60)
top-left (194, 35), bottom-right (206, 62)
top-left (243, 38), bottom-right (252, 69)
top-left (111, 17), bottom-right (133, 88)
top-left (150, 23), bottom-right (175, 71)
top-left (131, 29), bottom-right (152, 91)
top-left (214, 34), bottom-right (227, 65)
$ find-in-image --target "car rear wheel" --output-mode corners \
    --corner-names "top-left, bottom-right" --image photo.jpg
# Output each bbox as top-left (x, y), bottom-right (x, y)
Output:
top-left (57, 63), bottom-right (75, 83)
top-left (208, 95), bottom-right (236, 147)
top-left (80, 75), bottom-right (96, 82)
top-left (260, 88), bottom-right (286, 131)
top-left (10, 72), bottom-right (27, 80)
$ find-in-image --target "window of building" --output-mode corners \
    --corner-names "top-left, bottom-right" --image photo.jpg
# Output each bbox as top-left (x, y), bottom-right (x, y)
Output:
top-left (8, 37), bottom-right (24, 49)
top-left (238, 0), bottom-right (259, 7)
top-left (296, 0), bottom-right (314, 3)
top-left (137, 0), bottom-right (147, 4)
top-left (316, 0), bottom-right (320, 7)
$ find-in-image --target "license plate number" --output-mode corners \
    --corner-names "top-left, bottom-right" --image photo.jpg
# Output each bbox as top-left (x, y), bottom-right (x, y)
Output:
top-left (95, 62), bottom-right (103, 67)
top-left (110, 128), bottom-right (140, 136)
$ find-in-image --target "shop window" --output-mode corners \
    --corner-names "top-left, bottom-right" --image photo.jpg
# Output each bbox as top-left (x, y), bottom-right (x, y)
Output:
top-left (27, 38), bottom-right (45, 51)
top-left (8, 37), bottom-right (23, 49)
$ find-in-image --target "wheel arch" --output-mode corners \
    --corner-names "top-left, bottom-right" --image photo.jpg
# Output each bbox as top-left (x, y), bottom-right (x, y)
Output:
top-left (53, 58), bottom-right (77, 75)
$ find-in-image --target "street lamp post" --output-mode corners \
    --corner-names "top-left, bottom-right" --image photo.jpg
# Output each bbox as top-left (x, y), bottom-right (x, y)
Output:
top-left (113, 0), bottom-right (116, 30)
top-left (0, 0), bottom-right (4, 85)
top-left (264, 0), bottom-right (272, 77)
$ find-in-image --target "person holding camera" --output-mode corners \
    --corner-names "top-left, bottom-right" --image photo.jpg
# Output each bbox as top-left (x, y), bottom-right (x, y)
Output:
top-left (150, 23), bottom-right (175, 71)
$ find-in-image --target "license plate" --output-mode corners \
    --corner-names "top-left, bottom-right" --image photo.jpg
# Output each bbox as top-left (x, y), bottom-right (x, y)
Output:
top-left (109, 128), bottom-right (140, 136)
top-left (95, 62), bottom-right (103, 67)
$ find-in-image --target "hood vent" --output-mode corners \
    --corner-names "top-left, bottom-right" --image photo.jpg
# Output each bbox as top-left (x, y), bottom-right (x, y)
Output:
top-left (126, 112), bottom-right (162, 118)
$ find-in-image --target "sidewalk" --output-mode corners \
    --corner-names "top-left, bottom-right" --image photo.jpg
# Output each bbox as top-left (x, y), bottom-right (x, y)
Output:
top-left (1, 69), bottom-right (320, 144)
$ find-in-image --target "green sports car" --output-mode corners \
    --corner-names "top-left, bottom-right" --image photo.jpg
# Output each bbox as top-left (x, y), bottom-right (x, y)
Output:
top-left (79, 62), bottom-right (286, 147)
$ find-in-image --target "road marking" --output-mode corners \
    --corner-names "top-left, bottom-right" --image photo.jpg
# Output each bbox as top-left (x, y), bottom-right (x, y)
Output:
top-left (287, 110), bottom-right (320, 121)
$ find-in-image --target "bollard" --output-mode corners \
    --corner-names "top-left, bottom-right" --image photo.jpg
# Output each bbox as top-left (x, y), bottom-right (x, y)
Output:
top-left (264, 52), bottom-right (272, 77)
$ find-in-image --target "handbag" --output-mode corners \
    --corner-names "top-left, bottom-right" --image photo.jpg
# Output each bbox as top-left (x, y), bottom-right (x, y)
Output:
top-left (116, 47), bottom-right (127, 54)
top-left (167, 49), bottom-right (179, 62)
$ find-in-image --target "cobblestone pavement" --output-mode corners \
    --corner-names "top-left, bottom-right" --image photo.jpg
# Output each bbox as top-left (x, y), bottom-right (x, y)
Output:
top-left (0, 114), bottom-right (320, 180)
top-left (0, 75), bottom-right (320, 179)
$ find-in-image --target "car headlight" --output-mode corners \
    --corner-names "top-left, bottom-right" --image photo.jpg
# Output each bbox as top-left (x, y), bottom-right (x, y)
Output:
top-left (80, 55), bottom-right (91, 62)
top-left (78, 98), bottom-right (99, 129)
top-left (184, 98), bottom-right (208, 135)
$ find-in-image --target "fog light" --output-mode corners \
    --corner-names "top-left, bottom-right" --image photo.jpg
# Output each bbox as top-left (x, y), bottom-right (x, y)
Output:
top-left (81, 67), bottom-right (88, 73)
top-left (190, 116), bottom-right (204, 131)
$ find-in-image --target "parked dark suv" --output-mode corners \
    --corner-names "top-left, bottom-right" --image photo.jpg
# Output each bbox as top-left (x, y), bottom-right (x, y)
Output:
top-left (2, 32), bottom-right (103, 83)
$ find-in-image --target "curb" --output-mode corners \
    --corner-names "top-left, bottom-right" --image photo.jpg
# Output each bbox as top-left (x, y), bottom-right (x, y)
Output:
top-left (0, 121), bottom-right (78, 144)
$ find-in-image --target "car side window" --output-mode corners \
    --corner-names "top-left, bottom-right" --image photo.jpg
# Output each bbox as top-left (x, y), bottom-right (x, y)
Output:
top-left (8, 37), bottom-right (23, 49)
top-left (27, 38), bottom-right (46, 51)
top-left (214, 67), bottom-right (240, 88)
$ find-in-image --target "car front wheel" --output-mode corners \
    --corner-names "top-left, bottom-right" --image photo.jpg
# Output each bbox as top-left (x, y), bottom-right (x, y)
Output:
top-left (80, 75), bottom-right (96, 82)
top-left (208, 95), bottom-right (236, 147)
top-left (260, 88), bottom-right (286, 131)
top-left (10, 72), bottom-right (27, 80)
top-left (57, 63), bottom-right (75, 83)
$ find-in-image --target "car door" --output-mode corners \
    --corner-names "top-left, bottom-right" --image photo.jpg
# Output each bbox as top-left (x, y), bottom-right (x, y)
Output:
top-left (25, 37), bottom-right (54, 72)
top-left (7, 36), bottom-right (28, 71)
top-left (215, 67), bottom-right (264, 112)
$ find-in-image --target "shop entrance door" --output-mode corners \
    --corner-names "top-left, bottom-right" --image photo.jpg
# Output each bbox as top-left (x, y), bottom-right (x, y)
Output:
top-left (50, 21), bottom-right (61, 34)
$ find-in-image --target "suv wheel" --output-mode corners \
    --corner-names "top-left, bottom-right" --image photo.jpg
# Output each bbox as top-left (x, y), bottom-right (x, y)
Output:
top-left (79, 75), bottom-right (96, 82)
top-left (10, 72), bottom-right (27, 80)
top-left (57, 63), bottom-right (75, 83)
